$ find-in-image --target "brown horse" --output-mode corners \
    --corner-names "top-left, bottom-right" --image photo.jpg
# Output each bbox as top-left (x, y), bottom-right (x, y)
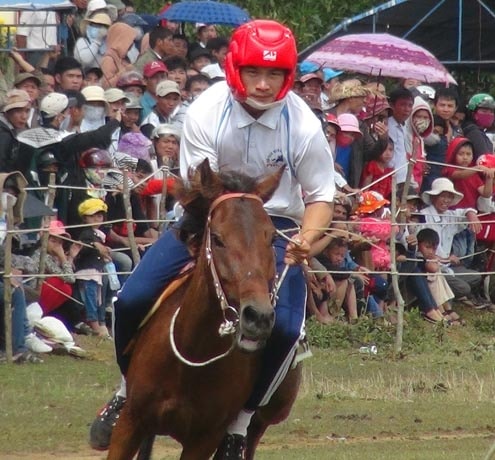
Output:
top-left (107, 160), bottom-right (301, 460)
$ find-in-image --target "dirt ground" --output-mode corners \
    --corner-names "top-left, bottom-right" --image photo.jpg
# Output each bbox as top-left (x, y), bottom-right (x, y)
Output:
top-left (4, 432), bottom-right (494, 459)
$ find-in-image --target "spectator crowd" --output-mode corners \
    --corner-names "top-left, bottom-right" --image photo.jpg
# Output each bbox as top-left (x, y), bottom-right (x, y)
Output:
top-left (1, 0), bottom-right (495, 363)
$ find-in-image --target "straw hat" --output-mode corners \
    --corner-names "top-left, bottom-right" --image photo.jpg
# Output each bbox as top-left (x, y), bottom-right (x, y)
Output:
top-left (421, 178), bottom-right (463, 206)
top-left (330, 80), bottom-right (369, 103)
top-left (2, 89), bottom-right (31, 112)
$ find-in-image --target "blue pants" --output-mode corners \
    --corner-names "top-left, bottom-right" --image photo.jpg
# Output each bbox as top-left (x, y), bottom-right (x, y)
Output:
top-left (114, 217), bottom-right (306, 409)
top-left (0, 282), bottom-right (29, 354)
top-left (406, 269), bottom-right (437, 314)
top-left (78, 280), bottom-right (104, 323)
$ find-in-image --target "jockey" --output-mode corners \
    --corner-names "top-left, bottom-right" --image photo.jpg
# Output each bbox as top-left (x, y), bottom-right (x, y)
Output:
top-left (90, 19), bottom-right (335, 457)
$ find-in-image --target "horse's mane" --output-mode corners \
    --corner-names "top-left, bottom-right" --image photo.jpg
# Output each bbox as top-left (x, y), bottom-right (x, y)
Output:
top-left (174, 165), bottom-right (259, 246)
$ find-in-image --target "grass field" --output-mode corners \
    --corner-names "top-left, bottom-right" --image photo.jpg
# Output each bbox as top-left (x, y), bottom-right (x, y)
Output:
top-left (2, 306), bottom-right (495, 459)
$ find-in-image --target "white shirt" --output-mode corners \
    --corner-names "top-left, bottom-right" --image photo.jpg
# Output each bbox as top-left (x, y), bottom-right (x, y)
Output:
top-left (17, 11), bottom-right (58, 49)
top-left (388, 116), bottom-right (408, 184)
top-left (180, 82), bottom-right (335, 224)
top-left (420, 205), bottom-right (475, 259)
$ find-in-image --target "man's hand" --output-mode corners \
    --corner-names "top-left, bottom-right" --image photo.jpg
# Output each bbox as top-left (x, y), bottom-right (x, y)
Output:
top-left (284, 234), bottom-right (310, 265)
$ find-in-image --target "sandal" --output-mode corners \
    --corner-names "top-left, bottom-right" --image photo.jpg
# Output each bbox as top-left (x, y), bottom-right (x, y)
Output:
top-left (422, 313), bottom-right (451, 326)
top-left (13, 351), bottom-right (44, 364)
top-left (443, 310), bottom-right (461, 321)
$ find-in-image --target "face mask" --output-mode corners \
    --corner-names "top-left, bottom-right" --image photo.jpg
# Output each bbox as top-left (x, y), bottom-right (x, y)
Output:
top-left (413, 118), bottom-right (430, 134)
top-left (474, 111), bottom-right (495, 129)
top-left (244, 97), bottom-right (284, 111)
top-left (59, 114), bottom-right (71, 131)
top-left (127, 44), bottom-right (139, 64)
top-left (336, 132), bottom-right (354, 147)
top-left (1, 192), bottom-right (17, 210)
top-left (83, 104), bottom-right (105, 122)
top-left (86, 25), bottom-right (102, 41)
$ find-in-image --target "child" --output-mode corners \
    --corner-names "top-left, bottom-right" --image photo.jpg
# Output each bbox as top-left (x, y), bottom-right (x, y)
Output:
top-left (316, 237), bottom-right (360, 322)
top-left (443, 137), bottom-right (494, 209)
top-left (360, 138), bottom-right (394, 199)
top-left (31, 220), bottom-right (87, 334)
top-left (74, 198), bottom-right (112, 337)
top-left (420, 178), bottom-right (487, 308)
top-left (442, 138), bottom-right (495, 271)
top-left (412, 228), bottom-right (460, 324)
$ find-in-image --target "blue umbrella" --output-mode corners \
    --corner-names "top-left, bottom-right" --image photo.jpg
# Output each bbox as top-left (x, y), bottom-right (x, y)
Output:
top-left (159, 0), bottom-right (250, 27)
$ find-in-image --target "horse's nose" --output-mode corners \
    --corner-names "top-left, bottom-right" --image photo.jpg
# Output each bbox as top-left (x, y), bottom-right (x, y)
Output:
top-left (241, 304), bottom-right (275, 336)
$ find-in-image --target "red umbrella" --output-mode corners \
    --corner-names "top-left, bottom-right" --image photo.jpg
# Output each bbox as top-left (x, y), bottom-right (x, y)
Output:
top-left (306, 33), bottom-right (456, 85)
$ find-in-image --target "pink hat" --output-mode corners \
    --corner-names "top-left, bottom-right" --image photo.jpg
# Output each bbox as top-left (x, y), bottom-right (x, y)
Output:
top-left (48, 220), bottom-right (70, 238)
top-left (337, 113), bottom-right (361, 135)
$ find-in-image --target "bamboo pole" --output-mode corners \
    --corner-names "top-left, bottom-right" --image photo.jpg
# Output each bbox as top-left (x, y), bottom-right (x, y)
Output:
top-left (36, 173), bottom-right (56, 289)
top-left (158, 167), bottom-right (169, 233)
top-left (3, 198), bottom-right (14, 363)
top-left (122, 170), bottom-right (140, 266)
top-left (391, 173), bottom-right (405, 353)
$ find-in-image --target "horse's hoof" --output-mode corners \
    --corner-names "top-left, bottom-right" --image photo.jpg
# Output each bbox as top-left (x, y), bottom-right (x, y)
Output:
top-left (89, 394), bottom-right (126, 450)
top-left (212, 434), bottom-right (246, 460)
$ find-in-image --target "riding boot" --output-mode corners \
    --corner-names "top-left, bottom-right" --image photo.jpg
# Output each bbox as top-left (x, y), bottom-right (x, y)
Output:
top-left (213, 434), bottom-right (247, 460)
top-left (89, 393), bottom-right (126, 450)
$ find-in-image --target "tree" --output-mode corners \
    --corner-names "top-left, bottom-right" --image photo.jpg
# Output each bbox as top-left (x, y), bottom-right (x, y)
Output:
top-left (133, 0), bottom-right (383, 50)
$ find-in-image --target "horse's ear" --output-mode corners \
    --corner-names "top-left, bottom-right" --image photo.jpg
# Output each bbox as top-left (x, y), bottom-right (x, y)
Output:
top-left (197, 158), bottom-right (223, 198)
top-left (255, 165), bottom-right (284, 203)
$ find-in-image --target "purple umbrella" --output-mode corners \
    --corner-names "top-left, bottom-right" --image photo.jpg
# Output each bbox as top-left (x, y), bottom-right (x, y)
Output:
top-left (306, 33), bottom-right (456, 85)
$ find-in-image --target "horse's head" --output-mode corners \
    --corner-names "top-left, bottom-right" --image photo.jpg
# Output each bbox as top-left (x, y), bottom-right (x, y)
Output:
top-left (176, 160), bottom-right (284, 352)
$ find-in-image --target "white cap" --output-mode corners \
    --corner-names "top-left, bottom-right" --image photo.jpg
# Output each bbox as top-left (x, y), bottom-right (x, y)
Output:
top-left (86, 0), bottom-right (107, 16)
top-left (104, 88), bottom-right (130, 103)
top-left (156, 80), bottom-right (181, 98)
top-left (81, 85), bottom-right (107, 103)
top-left (40, 93), bottom-right (69, 118)
top-left (201, 63), bottom-right (225, 80)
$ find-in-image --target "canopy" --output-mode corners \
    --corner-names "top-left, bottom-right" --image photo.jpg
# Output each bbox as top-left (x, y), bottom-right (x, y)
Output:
top-left (299, 0), bottom-right (495, 69)
top-left (0, 0), bottom-right (74, 11)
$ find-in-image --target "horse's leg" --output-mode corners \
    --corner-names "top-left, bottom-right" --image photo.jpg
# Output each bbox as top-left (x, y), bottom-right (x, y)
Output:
top-left (136, 435), bottom-right (155, 460)
top-left (180, 433), bottom-right (225, 460)
top-left (245, 364), bottom-right (302, 460)
top-left (107, 408), bottom-right (145, 460)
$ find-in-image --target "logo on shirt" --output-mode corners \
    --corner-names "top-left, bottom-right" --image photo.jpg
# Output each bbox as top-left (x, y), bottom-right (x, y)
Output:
top-left (266, 149), bottom-right (285, 168)
top-left (263, 50), bottom-right (277, 61)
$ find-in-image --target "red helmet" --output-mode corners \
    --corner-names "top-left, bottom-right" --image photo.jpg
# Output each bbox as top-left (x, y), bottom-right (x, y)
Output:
top-left (79, 148), bottom-right (112, 168)
top-left (477, 153), bottom-right (495, 169)
top-left (224, 19), bottom-right (297, 102)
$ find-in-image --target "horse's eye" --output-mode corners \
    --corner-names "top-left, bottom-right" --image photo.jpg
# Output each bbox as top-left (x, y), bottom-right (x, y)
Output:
top-left (211, 233), bottom-right (225, 248)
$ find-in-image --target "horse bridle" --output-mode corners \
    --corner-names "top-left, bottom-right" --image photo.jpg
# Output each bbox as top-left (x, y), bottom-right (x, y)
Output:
top-left (205, 192), bottom-right (280, 336)
top-left (169, 192), bottom-right (284, 367)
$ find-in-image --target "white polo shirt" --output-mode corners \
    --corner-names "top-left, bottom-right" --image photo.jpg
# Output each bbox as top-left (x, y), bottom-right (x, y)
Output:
top-left (180, 82), bottom-right (335, 224)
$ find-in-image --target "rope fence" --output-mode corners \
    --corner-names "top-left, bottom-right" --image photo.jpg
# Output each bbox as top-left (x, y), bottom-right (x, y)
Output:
top-left (2, 154), bottom-right (495, 361)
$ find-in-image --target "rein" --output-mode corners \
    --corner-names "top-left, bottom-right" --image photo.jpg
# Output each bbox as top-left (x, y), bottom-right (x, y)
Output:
top-left (170, 192), bottom-right (286, 367)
